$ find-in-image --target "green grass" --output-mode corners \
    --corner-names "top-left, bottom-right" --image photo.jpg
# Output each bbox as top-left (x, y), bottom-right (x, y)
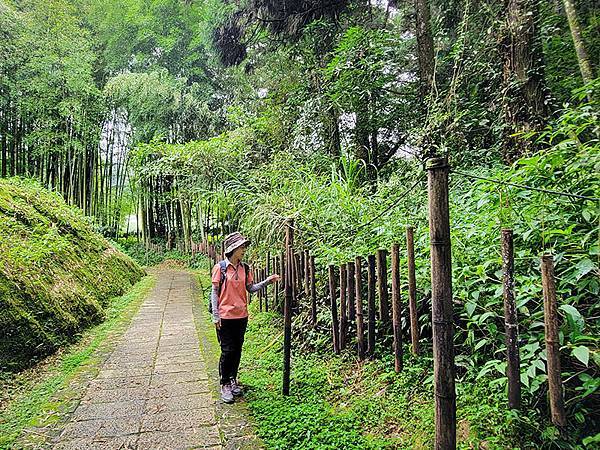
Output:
top-left (234, 298), bottom-right (540, 450)
top-left (0, 275), bottom-right (155, 450)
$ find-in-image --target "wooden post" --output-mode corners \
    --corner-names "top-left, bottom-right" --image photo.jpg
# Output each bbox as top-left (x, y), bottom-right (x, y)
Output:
top-left (259, 267), bottom-right (264, 312)
top-left (328, 265), bottom-right (340, 354)
top-left (391, 243), bottom-right (403, 373)
top-left (294, 252), bottom-right (301, 305)
top-left (541, 254), bottom-right (567, 428)
top-left (280, 251), bottom-right (285, 313)
top-left (300, 250), bottom-right (305, 291)
top-left (376, 249), bottom-right (390, 328)
top-left (355, 256), bottom-right (366, 360)
top-left (339, 263), bottom-right (348, 350)
top-left (274, 256), bottom-right (279, 312)
top-left (283, 221), bottom-right (294, 396)
top-left (407, 226), bottom-right (420, 356)
top-left (310, 255), bottom-right (317, 326)
top-left (502, 229), bottom-right (520, 410)
top-left (367, 254), bottom-right (377, 357)
top-left (304, 250), bottom-right (310, 304)
top-left (427, 156), bottom-right (456, 450)
top-left (347, 261), bottom-right (356, 323)
top-left (265, 254), bottom-right (270, 312)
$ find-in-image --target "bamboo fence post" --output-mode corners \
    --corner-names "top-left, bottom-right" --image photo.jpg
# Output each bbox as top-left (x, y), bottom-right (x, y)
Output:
top-left (280, 251), bottom-right (285, 313)
top-left (294, 252), bottom-right (300, 305)
top-left (283, 221), bottom-right (294, 396)
top-left (300, 250), bottom-right (305, 290)
top-left (328, 265), bottom-right (340, 354)
top-left (273, 256), bottom-right (279, 312)
top-left (304, 250), bottom-right (310, 303)
top-left (259, 267), bottom-right (263, 312)
top-left (391, 243), bottom-right (403, 373)
top-left (347, 261), bottom-right (356, 323)
top-left (541, 254), bottom-right (567, 428)
top-left (339, 263), bottom-right (348, 350)
top-left (376, 249), bottom-right (390, 329)
top-left (427, 157), bottom-right (456, 450)
top-left (310, 255), bottom-right (317, 326)
top-left (265, 254), bottom-right (270, 312)
top-left (355, 256), bottom-right (366, 360)
top-left (407, 226), bottom-right (420, 356)
top-left (502, 229), bottom-right (520, 410)
top-left (367, 254), bottom-right (377, 357)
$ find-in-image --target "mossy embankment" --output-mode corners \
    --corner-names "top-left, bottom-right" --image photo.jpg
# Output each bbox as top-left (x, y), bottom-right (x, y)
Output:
top-left (0, 178), bottom-right (144, 372)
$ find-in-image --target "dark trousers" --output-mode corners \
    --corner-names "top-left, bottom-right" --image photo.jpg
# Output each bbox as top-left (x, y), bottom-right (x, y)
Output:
top-left (217, 317), bottom-right (248, 385)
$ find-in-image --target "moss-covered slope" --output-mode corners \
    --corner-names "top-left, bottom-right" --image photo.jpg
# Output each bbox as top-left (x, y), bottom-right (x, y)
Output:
top-left (0, 178), bottom-right (144, 371)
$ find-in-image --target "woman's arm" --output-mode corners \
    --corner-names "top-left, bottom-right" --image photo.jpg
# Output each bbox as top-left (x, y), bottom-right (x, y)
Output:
top-left (211, 283), bottom-right (220, 323)
top-left (246, 274), bottom-right (281, 293)
top-left (246, 279), bottom-right (268, 293)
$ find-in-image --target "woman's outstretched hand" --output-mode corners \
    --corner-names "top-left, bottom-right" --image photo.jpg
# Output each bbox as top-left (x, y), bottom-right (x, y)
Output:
top-left (266, 274), bottom-right (281, 284)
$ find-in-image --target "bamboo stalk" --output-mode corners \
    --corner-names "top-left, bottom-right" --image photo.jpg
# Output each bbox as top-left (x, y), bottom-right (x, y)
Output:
top-left (283, 221), bottom-right (294, 396)
top-left (347, 261), bottom-right (356, 323)
top-left (391, 243), bottom-right (403, 373)
top-left (367, 254), bottom-right (377, 357)
top-left (304, 250), bottom-right (310, 304)
top-left (502, 229), bottom-right (520, 410)
top-left (407, 226), bottom-right (420, 356)
top-left (310, 255), bottom-right (317, 326)
top-left (266, 254), bottom-right (270, 312)
top-left (376, 249), bottom-right (390, 328)
top-left (329, 265), bottom-right (340, 354)
top-left (427, 157), bottom-right (456, 450)
top-left (541, 254), bottom-right (567, 428)
top-left (339, 263), bottom-right (348, 350)
top-left (355, 256), bottom-right (365, 360)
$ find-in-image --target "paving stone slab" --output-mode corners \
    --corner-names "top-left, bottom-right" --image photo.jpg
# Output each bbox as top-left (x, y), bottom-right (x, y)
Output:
top-left (86, 376), bottom-right (150, 391)
top-left (140, 408), bottom-right (216, 432)
top-left (145, 393), bottom-right (215, 414)
top-left (58, 417), bottom-right (140, 440)
top-left (150, 371), bottom-right (209, 386)
top-left (53, 436), bottom-right (138, 450)
top-left (136, 429), bottom-right (221, 450)
top-left (74, 399), bottom-right (146, 420)
top-left (148, 382), bottom-right (211, 399)
top-left (82, 387), bottom-right (149, 404)
top-left (96, 367), bottom-right (153, 379)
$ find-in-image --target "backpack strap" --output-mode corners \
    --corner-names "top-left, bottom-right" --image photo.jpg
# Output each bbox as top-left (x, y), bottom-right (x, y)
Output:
top-left (217, 260), bottom-right (228, 296)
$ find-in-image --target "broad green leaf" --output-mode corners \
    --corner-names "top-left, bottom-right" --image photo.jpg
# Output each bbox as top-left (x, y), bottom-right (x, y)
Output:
top-left (575, 258), bottom-right (595, 280)
top-left (572, 346), bottom-right (590, 366)
top-left (559, 304), bottom-right (585, 333)
top-left (465, 302), bottom-right (476, 317)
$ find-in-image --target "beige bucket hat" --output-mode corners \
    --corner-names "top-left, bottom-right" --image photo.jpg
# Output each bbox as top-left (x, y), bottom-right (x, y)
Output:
top-left (223, 232), bottom-right (251, 255)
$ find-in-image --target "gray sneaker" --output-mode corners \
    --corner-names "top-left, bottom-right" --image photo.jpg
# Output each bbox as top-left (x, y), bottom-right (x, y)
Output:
top-left (221, 383), bottom-right (234, 403)
top-left (230, 379), bottom-right (243, 397)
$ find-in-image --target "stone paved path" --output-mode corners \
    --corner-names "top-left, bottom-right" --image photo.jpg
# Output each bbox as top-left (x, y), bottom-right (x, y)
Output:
top-left (52, 270), bottom-right (221, 450)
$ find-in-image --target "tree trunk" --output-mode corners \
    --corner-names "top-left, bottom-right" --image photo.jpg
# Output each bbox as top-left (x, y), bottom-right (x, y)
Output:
top-left (415, 0), bottom-right (435, 98)
top-left (501, 0), bottom-right (550, 162)
top-left (563, 0), bottom-right (595, 87)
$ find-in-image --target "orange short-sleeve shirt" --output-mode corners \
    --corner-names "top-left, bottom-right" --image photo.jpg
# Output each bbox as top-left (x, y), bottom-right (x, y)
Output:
top-left (212, 261), bottom-right (254, 319)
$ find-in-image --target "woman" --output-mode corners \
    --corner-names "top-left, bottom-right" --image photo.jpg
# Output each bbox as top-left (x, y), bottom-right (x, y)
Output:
top-left (211, 231), bottom-right (280, 403)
